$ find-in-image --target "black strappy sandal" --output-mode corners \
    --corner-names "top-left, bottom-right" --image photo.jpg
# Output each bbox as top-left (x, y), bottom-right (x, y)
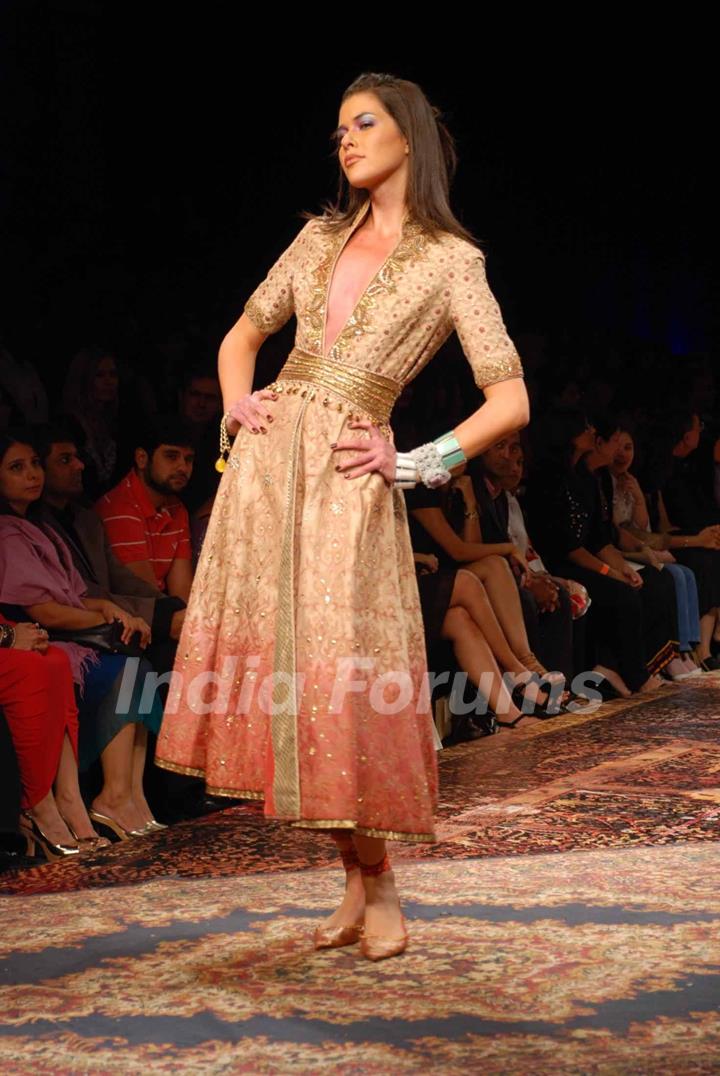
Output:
top-left (510, 677), bottom-right (571, 719)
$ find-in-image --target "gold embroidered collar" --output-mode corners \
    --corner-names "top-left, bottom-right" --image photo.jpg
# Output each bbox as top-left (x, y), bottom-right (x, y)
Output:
top-left (307, 202), bottom-right (427, 361)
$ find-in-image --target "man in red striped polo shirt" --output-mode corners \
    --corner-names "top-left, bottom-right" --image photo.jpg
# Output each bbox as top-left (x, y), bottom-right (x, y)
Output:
top-left (96, 417), bottom-right (195, 600)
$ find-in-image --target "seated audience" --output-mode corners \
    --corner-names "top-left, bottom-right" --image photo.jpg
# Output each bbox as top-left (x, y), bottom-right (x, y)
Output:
top-left (95, 417), bottom-right (194, 600)
top-left (0, 429), bottom-right (164, 840)
top-left (610, 423), bottom-right (703, 679)
top-left (526, 410), bottom-right (678, 697)
top-left (643, 408), bottom-right (720, 667)
top-left (659, 410), bottom-right (719, 533)
top-left (1, 613), bottom-right (109, 858)
top-left (473, 431), bottom-right (575, 683)
top-left (179, 366), bottom-right (223, 516)
top-left (0, 341), bottom-right (49, 425)
top-left (412, 547), bottom-right (557, 728)
top-left (38, 426), bottom-right (186, 656)
top-left (39, 425), bottom-right (202, 822)
top-left (501, 446), bottom-right (592, 623)
top-left (405, 474), bottom-right (570, 712)
top-left (61, 347), bottom-right (126, 499)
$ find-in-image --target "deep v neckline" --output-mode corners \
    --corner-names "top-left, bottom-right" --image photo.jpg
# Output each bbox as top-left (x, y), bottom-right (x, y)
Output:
top-left (321, 202), bottom-right (408, 359)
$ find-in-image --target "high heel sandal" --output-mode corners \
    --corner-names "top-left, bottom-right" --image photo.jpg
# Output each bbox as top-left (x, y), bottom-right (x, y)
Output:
top-left (142, 820), bottom-right (169, 833)
top-left (358, 853), bottom-right (408, 962)
top-left (19, 811), bottom-right (80, 861)
top-left (62, 818), bottom-right (112, 853)
top-left (509, 676), bottom-right (570, 720)
top-left (314, 843), bottom-right (365, 950)
top-left (88, 809), bottom-right (148, 841)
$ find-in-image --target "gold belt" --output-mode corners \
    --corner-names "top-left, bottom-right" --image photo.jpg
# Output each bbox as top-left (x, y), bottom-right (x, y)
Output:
top-left (270, 348), bottom-right (402, 425)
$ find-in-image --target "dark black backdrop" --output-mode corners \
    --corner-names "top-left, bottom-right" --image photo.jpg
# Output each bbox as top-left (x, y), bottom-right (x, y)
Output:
top-left (1, 3), bottom-right (715, 390)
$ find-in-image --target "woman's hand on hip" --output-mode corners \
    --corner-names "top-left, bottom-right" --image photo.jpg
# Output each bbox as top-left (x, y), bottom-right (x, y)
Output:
top-left (226, 389), bottom-right (278, 436)
top-left (331, 420), bottom-right (396, 484)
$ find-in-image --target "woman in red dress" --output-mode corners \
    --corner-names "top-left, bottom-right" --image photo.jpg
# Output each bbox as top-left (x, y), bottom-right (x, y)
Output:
top-left (0, 615), bottom-right (108, 857)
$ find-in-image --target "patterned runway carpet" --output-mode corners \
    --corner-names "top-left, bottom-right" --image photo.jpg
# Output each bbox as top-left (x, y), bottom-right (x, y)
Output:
top-left (1, 676), bottom-right (719, 1073)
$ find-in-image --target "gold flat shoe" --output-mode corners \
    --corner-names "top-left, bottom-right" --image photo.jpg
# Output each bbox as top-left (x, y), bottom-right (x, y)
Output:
top-left (360, 920), bottom-right (408, 962)
top-left (19, 812), bottom-right (79, 861)
top-left (89, 809), bottom-right (147, 841)
top-left (313, 922), bottom-right (364, 950)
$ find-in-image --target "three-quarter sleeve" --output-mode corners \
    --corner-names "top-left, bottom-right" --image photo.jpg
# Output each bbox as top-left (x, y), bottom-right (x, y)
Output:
top-left (244, 219), bottom-right (315, 336)
top-left (448, 245), bottom-right (524, 390)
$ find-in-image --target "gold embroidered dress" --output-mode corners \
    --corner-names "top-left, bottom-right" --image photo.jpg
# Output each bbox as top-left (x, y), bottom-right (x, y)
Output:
top-left (156, 201), bottom-right (523, 841)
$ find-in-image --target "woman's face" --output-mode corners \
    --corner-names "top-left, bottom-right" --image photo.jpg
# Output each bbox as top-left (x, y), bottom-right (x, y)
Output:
top-left (92, 356), bottom-right (119, 403)
top-left (0, 442), bottom-right (44, 513)
top-left (611, 431), bottom-right (635, 475)
top-left (500, 454), bottom-right (523, 493)
top-left (594, 429), bottom-right (623, 466)
top-left (334, 92), bottom-right (409, 193)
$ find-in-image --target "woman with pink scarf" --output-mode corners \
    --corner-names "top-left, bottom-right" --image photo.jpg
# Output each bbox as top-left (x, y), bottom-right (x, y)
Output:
top-left (0, 429), bottom-right (164, 843)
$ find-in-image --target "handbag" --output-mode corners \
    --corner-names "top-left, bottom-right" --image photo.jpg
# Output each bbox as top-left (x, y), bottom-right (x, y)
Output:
top-left (49, 618), bottom-right (144, 658)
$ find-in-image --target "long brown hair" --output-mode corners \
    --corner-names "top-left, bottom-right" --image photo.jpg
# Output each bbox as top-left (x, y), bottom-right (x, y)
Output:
top-left (304, 72), bottom-right (477, 244)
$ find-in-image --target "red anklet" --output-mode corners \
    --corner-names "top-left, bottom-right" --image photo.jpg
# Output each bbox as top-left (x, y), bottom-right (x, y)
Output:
top-left (358, 853), bottom-right (391, 877)
top-left (340, 846), bottom-right (361, 871)
top-left (330, 829), bottom-right (361, 871)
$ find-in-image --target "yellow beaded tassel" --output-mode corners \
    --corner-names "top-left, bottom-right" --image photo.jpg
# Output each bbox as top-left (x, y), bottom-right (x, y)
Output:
top-left (216, 412), bottom-right (233, 473)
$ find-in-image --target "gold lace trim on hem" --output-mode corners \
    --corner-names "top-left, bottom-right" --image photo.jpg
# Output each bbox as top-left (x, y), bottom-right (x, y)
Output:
top-left (154, 759), bottom-right (435, 839)
top-left (289, 819), bottom-right (356, 830)
top-left (154, 758), bottom-right (205, 779)
top-left (154, 758), bottom-right (263, 800)
top-left (206, 786), bottom-right (264, 801)
top-left (290, 820), bottom-right (436, 843)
